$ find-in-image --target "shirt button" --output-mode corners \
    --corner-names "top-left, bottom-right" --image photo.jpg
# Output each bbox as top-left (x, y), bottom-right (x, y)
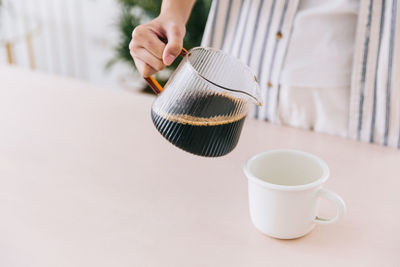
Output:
top-left (267, 82), bottom-right (273, 87)
top-left (276, 31), bottom-right (283, 39)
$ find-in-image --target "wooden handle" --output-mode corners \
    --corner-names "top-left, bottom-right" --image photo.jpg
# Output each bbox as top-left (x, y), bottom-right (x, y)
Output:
top-left (144, 48), bottom-right (188, 95)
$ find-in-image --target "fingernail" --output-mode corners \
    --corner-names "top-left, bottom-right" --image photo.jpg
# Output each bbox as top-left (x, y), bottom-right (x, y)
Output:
top-left (165, 55), bottom-right (175, 65)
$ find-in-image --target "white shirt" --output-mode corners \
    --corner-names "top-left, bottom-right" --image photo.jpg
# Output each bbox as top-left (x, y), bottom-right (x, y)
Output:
top-left (202, 0), bottom-right (359, 137)
top-left (201, 0), bottom-right (400, 148)
top-left (282, 0), bottom-right (359, 88)
top-left (279, 0), bottom-right (359, 137)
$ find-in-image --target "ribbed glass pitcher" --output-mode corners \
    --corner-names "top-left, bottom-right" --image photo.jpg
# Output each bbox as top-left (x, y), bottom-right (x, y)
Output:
top-left (147, 47), bottom-right (261, 157)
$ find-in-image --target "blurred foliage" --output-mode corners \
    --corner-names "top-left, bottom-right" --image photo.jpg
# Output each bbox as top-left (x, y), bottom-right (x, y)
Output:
top-left (109, 0), bottom-right (211, 75)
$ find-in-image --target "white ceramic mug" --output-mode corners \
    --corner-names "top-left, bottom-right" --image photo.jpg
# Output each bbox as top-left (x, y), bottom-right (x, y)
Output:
top-left (243, 149), bottom-right (346, 239)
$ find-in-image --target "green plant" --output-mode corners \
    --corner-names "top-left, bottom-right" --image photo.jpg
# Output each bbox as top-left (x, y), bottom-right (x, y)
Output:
top-left (109, 0), bottom-right (211, 79)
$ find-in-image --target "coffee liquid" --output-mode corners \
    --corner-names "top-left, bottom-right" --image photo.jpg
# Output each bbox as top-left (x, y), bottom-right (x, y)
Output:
top-left (151, 94), bottom-right (246, 157)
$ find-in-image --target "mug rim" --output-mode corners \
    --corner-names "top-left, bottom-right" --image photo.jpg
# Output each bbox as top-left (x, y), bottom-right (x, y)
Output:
top-left (243, 149), bottom-right (330, 191)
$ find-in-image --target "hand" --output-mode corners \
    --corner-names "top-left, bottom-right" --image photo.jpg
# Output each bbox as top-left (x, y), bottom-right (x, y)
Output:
top-left (129, 15), bottom-right (186, 77)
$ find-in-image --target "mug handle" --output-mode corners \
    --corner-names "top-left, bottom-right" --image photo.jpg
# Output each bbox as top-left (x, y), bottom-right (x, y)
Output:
top-left (144, 48), bottom-right (188, 95)
top-left (313, 188), bottom-right (347, 225)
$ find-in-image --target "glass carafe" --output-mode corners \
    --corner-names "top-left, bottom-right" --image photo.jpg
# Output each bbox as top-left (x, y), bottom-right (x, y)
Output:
top-left (147, 47), bottom-right (261, 157)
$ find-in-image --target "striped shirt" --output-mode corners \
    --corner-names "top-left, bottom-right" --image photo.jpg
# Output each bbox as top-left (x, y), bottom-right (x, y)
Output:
top-left (201, 0), bottom-right (400, 149)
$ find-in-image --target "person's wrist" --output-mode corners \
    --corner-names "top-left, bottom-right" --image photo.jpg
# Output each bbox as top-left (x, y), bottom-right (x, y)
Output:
top-left (158, 11), bottom-right (187, 26)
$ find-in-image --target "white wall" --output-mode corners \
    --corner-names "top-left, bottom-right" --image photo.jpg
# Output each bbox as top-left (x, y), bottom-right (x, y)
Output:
top-left (0, 0), bottom-right (144, 90)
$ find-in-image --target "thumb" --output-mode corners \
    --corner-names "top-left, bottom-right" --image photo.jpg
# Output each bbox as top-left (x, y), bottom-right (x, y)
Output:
top-left (162, 26), bottom-right (184, 66)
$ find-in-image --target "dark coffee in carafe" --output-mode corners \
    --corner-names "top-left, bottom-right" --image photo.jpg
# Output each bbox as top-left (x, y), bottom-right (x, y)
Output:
top-left (151, 93), bottom-right (247, 157)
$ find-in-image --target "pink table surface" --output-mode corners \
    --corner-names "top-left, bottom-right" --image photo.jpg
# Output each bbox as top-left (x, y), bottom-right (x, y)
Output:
top-left (0, 66), bottom-right (399, 267)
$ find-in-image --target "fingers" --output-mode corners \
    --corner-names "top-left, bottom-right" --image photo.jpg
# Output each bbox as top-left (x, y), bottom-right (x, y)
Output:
top-left (132, 57), bottom-right (157, 78)
top-left (140, 33), bottom-right (166, 60)
top-left (163, 24), bottom-right (185, 66)
top-left (130, 26), bottom-right (166, 77)
top-left (131, 26), bottom-right (165, 59)
top-left (129, 21), bottom-right (185, 76)
top-left (130, 46), bottom-right (165, 73)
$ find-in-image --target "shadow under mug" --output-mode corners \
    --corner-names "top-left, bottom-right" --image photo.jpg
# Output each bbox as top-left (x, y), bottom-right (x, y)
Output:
top-left (243, 149), bottom-right (346, 239)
